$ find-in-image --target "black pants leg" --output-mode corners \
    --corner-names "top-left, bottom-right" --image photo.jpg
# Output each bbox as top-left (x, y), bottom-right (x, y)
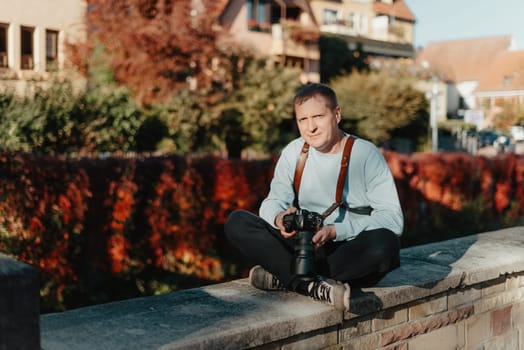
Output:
top-left (225, 209), bottom-right (401, 288)
top-left (225, 210), bottom-right (297, 287)
top-left (318, 228), bottom-right (401, 287)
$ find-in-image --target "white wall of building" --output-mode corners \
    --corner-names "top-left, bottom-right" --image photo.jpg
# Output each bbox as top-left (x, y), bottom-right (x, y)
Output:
top-left (0, 0), bottom-right (86, 75)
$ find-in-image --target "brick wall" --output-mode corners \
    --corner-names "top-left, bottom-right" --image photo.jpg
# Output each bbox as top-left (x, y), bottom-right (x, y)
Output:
top-left (338, 274), bottom-right (524, 350)
top-left (40, 227), bottom-right (524, 350)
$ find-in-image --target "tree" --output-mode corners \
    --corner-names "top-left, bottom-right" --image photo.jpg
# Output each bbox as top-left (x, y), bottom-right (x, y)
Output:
top-left (319, 35), bottom-right (369, 83)
top-left (330, 69), bottom-right (429, 149)
top-left (203, 49), bottom-right (303, 157)
top-left (154, 50), bottom-right (303, 158)
top-left (492, 101), bottom-right (524, 131)
top-left (68, 0), bottom-right (223, 104)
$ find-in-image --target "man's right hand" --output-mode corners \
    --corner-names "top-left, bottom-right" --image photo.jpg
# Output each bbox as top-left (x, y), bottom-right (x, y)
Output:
top-left (275, 207), bottom-right (297, 239)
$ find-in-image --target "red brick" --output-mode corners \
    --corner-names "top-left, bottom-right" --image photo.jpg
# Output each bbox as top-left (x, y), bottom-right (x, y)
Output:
top-left (380, 305), bottom-right (473, 346)
top-left (492, 305), bottom-right (512, 336)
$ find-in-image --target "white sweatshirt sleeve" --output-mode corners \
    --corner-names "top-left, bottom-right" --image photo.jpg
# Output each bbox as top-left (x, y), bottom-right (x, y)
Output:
top-left (331, 141), bottom-right (404, 241)
top-left (259, 140), bottom-right (302, 228)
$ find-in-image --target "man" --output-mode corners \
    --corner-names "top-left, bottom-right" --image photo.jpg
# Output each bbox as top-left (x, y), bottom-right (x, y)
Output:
top-left (225, 83), bottom-right (403, 311)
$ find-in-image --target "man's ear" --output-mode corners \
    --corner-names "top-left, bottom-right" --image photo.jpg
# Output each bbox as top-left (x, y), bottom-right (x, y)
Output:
top-left (335, 106), bottom-right (341, 124)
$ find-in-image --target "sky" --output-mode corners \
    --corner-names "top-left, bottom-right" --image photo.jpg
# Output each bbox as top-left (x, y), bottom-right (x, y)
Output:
top-left (404, 0), bottom-right (524, 50)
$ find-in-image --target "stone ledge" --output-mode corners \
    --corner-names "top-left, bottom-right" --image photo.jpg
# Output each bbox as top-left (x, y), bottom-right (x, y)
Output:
top-left (351, 227), bottom-right (524, 316)
top-left (40, 226), bottom-right (524, 350)
top-left (0, 253), bottom-right (40, 350)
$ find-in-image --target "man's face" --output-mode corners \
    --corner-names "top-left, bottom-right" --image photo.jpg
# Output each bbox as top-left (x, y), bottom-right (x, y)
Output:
top-left (295, 95), bottom-right (341, 153)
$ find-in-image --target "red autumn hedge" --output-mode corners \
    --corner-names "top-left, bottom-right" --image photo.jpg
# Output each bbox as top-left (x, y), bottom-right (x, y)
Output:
top-left (0, 151), bottom-right (522, 311)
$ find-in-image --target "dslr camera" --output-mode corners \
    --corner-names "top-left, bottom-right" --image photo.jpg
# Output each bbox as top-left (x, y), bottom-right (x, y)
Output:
top-left (282, 209), bottom-right (323, 277)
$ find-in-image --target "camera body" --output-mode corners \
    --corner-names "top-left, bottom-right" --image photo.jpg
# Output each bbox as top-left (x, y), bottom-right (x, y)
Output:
top-left (282, 209), bottom-right (323, 233)
top-left (282, 209), bottom-right (323, 277)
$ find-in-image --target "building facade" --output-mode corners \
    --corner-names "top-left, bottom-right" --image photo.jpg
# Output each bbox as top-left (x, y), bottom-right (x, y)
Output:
top-left (310, 0), bottom-right (416, 59)
top-left (416, 36), bottom-right (524, 130)
top-left (0, 0), bottom-right (86, 91)
top-left (219, 0), bottom-right (322, 83)
top-left (218, 0), bottom-right (417, 83)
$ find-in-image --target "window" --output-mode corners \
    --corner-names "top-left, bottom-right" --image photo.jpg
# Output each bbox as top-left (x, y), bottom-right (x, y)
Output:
top-left (322, 8), bottom-right (338, 25)
top-left (0, 23), bottom-right (7, 68)
top-left (21, 26), bottom-right (34, 70)
top-left (348, 12), bottom-right (368, 34)
top-left (46, 30), bottom-right (59, 71)
top-left (247, 0), bottom-right (271, 32)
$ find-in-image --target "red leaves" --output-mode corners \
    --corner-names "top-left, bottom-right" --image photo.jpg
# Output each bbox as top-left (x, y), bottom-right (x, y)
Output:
top-left (72, 0), bottom-right (224, 104)
top-left (1, 151), bottom-right (523, 311)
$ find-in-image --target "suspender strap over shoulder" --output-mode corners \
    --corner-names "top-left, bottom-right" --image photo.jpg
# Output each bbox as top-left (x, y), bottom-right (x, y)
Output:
top-left (336, 135), bottom-right (355, 204)
top-left (322, 136), bottom-right (356, 219)
top-left (293, 142), bottom-right (310, 199)
top-left (292, 136), bottom-right (356, 216)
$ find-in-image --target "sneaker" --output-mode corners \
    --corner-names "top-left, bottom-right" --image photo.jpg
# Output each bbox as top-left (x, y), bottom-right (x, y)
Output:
top-left (306, 277), bottom-right (350, 311)
top-left (248, 265), bottom-right (286, 291)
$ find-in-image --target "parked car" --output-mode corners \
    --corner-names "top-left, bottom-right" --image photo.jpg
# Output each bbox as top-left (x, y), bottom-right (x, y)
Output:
top-left (477, 130), bottom-right (499, 148)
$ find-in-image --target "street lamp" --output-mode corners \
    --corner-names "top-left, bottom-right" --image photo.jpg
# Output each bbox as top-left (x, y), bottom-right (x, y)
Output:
top-left (425, 77), bottom-right (440, 152)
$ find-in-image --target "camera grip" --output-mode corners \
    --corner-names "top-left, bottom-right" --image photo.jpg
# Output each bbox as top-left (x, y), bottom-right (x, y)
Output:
top-left (282, 213), bottom-right (295, 233)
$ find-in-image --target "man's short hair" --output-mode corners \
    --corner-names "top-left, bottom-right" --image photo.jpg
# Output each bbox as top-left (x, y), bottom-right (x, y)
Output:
top-left (293, 83), bottom-right (338, 115)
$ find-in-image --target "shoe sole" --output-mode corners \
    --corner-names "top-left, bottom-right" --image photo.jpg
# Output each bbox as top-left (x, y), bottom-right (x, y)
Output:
top-left (248, 265), bottom-right (260, 288)
top-left (327, 279), bottom-right (350, 311)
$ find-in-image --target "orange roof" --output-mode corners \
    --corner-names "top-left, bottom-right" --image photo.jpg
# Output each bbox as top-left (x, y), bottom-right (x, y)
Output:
top-left (476, 50), bottom-right (524, 92)
top-left (415, 36), bottom-right (512, 82)
top-left (373, 0), bottom-right (416, 22)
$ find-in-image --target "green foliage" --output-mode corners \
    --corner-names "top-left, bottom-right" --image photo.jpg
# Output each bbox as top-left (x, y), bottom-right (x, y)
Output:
top-left (210, 58), bottom-right (302, 155)
top-left (151, 89), bottom-right (207, 154)
top-left (150, 53), bottom-right (303, 157)
top-left (81, 86), bottom-right (145, 153)
top-left (319, 35), bottom-right (369, 83)
top-left (0, 82), bottom-right (84, 153)
top-left (492, 100), bottom-right (524, 130)
top-left (0, 83), bottom-right (146, 154)
top-left (0, 89), bottom-right (24, 151)
top-left (330, 69), bottom-right (429, 148)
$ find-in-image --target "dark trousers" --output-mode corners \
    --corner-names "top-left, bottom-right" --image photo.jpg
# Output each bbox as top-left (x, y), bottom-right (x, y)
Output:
top-left (224, 210), bottom-right (401, 289)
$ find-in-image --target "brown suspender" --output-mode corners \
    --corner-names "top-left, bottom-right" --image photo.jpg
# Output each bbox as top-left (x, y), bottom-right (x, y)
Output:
top-left (293, 136), bottom-right (356, 218)
top-left (293, 142), bottom-right (310, 198)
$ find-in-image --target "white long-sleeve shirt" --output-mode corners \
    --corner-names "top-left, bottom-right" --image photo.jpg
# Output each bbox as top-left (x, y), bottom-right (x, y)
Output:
top-left (259, 135), bottom-right (404, 241)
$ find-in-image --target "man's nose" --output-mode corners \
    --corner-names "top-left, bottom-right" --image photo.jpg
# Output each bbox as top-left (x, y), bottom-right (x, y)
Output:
top-left (307, 118), bottom-right (317, 131)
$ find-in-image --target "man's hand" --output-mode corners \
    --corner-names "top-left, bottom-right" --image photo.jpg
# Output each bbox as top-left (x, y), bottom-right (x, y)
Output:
top-left (275, 207), bottom-right (297, 238)
top-left (312, 224), bottom-right (337, 249)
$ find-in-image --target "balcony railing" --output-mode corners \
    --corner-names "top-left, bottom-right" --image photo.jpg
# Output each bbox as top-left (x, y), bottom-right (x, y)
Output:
top-left (270, 22), bottom-right (320, 60)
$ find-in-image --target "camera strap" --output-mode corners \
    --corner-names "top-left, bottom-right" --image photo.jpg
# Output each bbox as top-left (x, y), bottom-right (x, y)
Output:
top-left (293, 135), bottom-right (372, 218)
top-left (322, 135), bottom-right (356, 219)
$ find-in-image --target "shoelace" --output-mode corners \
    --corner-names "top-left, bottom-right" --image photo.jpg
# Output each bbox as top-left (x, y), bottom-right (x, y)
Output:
top-left (271, 274), bottom-right (283, 289)
top-left (308, 281), bottom-right (332, 303)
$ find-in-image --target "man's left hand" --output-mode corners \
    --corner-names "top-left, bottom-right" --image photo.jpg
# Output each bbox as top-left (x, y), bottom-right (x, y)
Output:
top-left (312, 224), bottom-right (336, 249)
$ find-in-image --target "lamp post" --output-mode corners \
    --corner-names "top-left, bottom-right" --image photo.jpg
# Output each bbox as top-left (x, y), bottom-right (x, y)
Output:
top-left (426, 77), bottom-right (440, 152)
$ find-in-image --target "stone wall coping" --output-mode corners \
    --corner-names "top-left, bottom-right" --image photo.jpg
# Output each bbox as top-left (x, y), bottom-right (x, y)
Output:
top-left (40, 226), bottom-right (524, 350)
top-left (1, 253), bottom-right (40, 349)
